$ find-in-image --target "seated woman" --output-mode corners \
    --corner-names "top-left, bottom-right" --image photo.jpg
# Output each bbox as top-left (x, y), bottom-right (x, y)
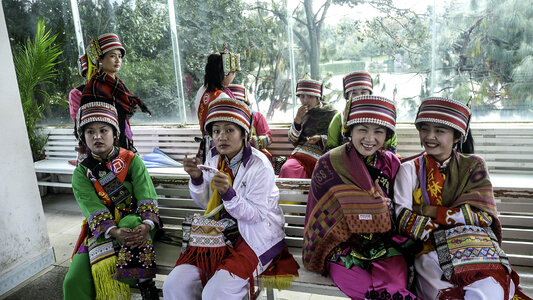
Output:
top-left (327, 71), bottom-right (397, 153)
top-left (163, 98), bottom-right (298, 300)
top-left (63, 101), bottom-right (160, 300)
top-left (227, 83), bottom-right (273, 161)
top-left (303, 95), bottom-right (417, 299)
top-left (279, 78), bottom-right (336, 179)
top-left (394, 97), bottom-right (528, 299)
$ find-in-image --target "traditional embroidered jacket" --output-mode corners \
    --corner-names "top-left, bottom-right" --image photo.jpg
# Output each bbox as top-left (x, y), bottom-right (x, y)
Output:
top-left (394, 151), bottom-right (522, 298)
top-left (303, 143), bottom-right (401, 274)
top-left (72, 147), bottom-right (160, 280)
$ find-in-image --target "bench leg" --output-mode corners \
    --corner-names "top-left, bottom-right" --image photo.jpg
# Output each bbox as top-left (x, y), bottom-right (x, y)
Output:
top-left (266, 288), bottom-right (276, 300)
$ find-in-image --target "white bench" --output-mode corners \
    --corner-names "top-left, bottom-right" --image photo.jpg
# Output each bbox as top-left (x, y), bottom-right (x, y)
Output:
top-left (151, 176), bottom-right (533, 298)
top-left (34, 123), bottom-right (533, 297)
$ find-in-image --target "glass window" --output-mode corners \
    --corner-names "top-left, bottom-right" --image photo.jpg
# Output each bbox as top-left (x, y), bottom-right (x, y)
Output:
top-left (3, 0), bottom-right (533, 126)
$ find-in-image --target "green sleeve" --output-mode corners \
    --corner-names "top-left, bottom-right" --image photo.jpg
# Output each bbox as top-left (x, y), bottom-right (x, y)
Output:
top-left (129, 155), bottom-right (158, 202)
top-left (384, 133), bottom-right (398, 152)
top-left (129, 155), bottom-right (160, 228)
top-left (327, 112), bottom-right (343, 149)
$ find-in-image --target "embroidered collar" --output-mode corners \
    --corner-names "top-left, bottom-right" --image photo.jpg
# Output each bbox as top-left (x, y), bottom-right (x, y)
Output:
top-left (225, 147), bottom-right (244, 175)
top-left (435, 155), bottom-right (451, 172)
top-left (212, 142), bottom-right (253, 167)
top-left (91, 146), bottom-right (118, 162)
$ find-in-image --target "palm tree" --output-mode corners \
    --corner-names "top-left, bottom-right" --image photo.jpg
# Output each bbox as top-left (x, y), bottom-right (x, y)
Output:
top-left (14, 17), bottom-right (63, 160)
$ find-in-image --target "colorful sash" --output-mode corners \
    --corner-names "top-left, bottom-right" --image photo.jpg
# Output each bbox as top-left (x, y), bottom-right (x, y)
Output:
top-left (303, 144), bottom-right (395, 273)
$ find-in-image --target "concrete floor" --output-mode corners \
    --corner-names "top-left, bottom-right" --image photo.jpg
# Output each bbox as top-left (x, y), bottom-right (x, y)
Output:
top-left (2, 192), bottom-right (531, 299)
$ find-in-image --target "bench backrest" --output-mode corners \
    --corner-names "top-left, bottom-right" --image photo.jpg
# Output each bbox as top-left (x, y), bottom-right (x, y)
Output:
top-left (40, 123), bottom-right (533, 174)
top-left (396, 124), bottom-right (533, 174)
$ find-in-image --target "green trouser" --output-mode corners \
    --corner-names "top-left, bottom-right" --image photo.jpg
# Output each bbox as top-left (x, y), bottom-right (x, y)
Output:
top-left (63, 252), bottom-right (95, 300)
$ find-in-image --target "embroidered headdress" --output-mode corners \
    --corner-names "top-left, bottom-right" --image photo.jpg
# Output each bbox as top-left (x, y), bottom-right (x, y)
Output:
top-left (204, 98), bottom-right (252, 135)
top-left (227, 84), bottom-right (249, 105)
top-left (296, 79), bottom-right (323, 98)
top-left (415, 97), bottom-right (471, 140)
top-left (343, 71), bottom-right (373, 97)
top-left (78, 54), bottom-right (88, 78)
top-left (344, 95), bottom-right (396, 135)
top-left (221, 45), bottom-right (240, 76)
top-left (77, 101), bottom-right (120, 138)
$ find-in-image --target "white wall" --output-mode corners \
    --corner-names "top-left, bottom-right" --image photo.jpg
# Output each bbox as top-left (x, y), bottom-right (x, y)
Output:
top-left (0, 5), bottom-right (54, 296)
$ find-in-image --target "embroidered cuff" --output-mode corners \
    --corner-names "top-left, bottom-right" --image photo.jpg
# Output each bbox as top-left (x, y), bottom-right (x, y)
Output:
top-left (191, 176), bottom-right (204, 185)
top-left (137, 199), bottom-right (160, 228)
top-left (436, 206), bottom-right (456, 225)
top-left (221, 186), bottom-right (237, 201)
top-left (88, 209), bottom-right (116, 239)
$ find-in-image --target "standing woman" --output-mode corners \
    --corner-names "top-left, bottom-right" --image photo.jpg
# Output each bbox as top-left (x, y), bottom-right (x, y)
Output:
top-left (394, 97), bottom-right (527, 299)
top-left (194, 46), bottom-right (240, 162)
top-left (163, 98), bottom-right (298, 300)
top-left (303, 95), bottom-right (417, 299)
top-left (279, 79), bottom-right (337, 179)
top-left (82, 33), bottom-right (151, 152)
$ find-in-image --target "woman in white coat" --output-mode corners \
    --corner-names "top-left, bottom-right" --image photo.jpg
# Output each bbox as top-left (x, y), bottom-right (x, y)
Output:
top-left (163, 98), bottom-right (297, 300)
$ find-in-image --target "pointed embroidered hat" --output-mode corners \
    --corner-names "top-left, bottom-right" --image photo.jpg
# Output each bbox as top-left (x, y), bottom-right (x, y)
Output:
top-left (343, 71), bottom-right (373, 97)
top-left (221, 45), bottom-right (240, 75)
top-left (77, 101), bottom-right (120, 138)
top-left (296, 79), bottom-right (323, 98)
top-left (344, 95), bottom-right (396, 134)
top-left (78, 54), bottom-right (88, 78)
top-left (415, 97), bottom-right (471, 137)
top-left (227, 84), bottom-right (248, 104)
top-left (204, 97), bottom-right (252, 134)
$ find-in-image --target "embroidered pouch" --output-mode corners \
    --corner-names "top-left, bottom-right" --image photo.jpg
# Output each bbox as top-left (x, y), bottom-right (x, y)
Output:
top-left (88, 236), bottom-right (116, 266)
top-left (433, 225), bottom-right (511, 280)
top-left (181, 204), bottom-right (236, 252)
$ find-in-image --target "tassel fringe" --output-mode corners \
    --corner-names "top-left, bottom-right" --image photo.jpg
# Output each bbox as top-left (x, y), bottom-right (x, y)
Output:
top-left (175, 246), bottom-right (228, 285)
top-left (91, 255), bottom-right (131, 300)
top-left (261, 274), bottom-right (298, 291)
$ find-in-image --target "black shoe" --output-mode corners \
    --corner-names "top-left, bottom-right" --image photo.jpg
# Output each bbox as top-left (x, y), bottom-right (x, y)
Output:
top-left (138, 280), bottom-right (159, 300)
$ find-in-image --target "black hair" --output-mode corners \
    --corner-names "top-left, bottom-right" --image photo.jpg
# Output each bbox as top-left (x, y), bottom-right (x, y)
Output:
top-left (455, 129), bottom-right (475, 154)
top-left (204, 53), bottom-right (225, 92)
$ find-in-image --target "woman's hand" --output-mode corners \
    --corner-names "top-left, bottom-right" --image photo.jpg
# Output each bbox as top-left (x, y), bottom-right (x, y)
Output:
top-left (212, 171), bottom-right (230, 195)
top-left (307, 135), bottom-right (321, 145)
top-left (294, 105), bottom-right (308, 124)
top-left (183, 154), bottom-right (202, 179)
top-left (127, 223), bottom-right (151, 248)
top-left (109, 227), bottom-right (134, 245)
